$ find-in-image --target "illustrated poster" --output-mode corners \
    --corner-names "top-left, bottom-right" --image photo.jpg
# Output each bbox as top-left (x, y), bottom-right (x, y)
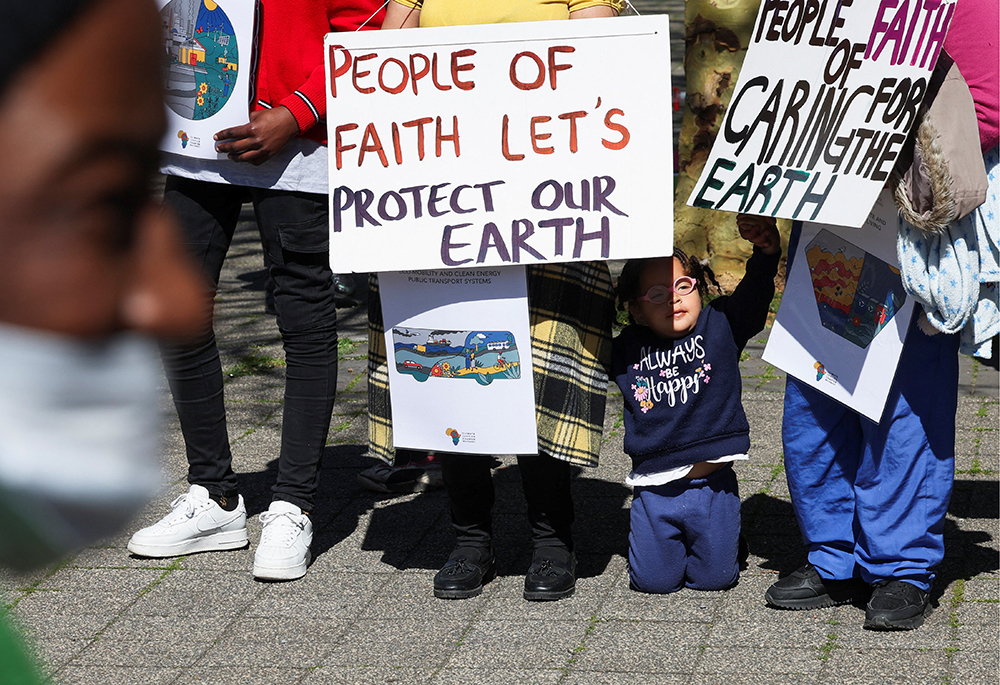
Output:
top-left (157, 0), bottom-right (255, 158)
top-left (378, 267), bottom-right (538, 455)
top-left (687, 0), bottom-right (956, 228)
top-left (763, 190), bottom-right (914, 420)
top-left (324, 16), bottom-right (673, 273)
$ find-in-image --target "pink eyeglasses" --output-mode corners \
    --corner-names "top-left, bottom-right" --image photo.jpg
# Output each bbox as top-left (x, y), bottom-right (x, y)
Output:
top-left (637, 276), bottom-right (697, 303)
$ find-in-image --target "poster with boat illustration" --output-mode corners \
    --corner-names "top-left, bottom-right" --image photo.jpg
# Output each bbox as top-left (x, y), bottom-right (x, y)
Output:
top-left (393, 329), bottom-right (521, 385)
top-left (379, 267), bottom-right (538, 455)
top-left (763, 191), bottom-right (915, 421)
top-left (157, 0), bottom-right (255, 158)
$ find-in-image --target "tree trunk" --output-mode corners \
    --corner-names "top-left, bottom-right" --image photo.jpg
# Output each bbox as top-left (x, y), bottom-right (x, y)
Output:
top-left (673, 0), bottom-right (788, 284)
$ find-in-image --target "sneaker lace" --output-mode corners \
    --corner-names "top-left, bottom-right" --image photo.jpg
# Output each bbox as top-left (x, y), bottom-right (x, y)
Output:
top-left (160, 492), bottom-right (208, 525)
top-left (259, 511), bottom-right (306, 546)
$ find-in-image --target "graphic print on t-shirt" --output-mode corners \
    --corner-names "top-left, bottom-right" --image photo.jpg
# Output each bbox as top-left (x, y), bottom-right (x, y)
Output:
top-left (631, 336), bottom-right (711, 411)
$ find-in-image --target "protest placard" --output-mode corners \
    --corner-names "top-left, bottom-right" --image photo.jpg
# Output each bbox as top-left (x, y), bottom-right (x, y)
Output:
top-left (379, 267), bottom-right (538, 455)
top-left (323, 15), bottom-right (672, 273)
top-left (157, 0), bottom-right (255, 159)
top-left (763, 190), bottom-right (914, 420)
top-left (687, 0), bottom-right (956, 228)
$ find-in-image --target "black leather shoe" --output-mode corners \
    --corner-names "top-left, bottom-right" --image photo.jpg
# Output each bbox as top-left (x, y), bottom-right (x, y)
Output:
top-left (433, 547), bottom-right (495, 599)
top-left (765, 563), bottom-right (863, 610)
top-left (864, 580), bottom-right (929, 630)
top-left (524, 547), bottom-right (576, 601)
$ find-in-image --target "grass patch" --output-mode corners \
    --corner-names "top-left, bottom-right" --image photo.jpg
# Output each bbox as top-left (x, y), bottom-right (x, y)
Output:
top-left (226, 348), bottom-right (285, 378)
top-left (955, 458), bottom-right (994, 476)
top-left (817, 632), bottom-right (840, 661)
top-left (338, 337), bottom-right (361, 360)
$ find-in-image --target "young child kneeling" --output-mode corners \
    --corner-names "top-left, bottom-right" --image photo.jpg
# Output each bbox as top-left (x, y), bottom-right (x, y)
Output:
top-left (612, 216), bottom-right (781, 594)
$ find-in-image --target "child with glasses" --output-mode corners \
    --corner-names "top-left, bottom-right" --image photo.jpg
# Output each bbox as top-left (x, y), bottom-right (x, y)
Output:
top-left (612, 215), bottom-right (781, 594)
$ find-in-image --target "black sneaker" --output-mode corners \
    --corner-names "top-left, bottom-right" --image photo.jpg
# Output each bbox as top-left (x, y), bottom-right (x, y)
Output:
top-left (864, 580), bottom-right (929, 630)
top-left (765, 563), bottom-right (862, 610)
top-left (523, 547), bottom-right (576, 601)
top-left (433, 547), bottom-right (495, 600)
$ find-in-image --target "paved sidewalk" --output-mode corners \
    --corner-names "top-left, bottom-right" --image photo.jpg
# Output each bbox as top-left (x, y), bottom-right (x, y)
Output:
top-left (2, 215), bottom-right (997, 685)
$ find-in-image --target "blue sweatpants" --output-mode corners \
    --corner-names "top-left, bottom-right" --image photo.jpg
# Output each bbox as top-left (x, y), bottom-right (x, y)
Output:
top-left (782, 313), bottom-right (959, 592)
top-left (629, 464), bottom-right (741, 594)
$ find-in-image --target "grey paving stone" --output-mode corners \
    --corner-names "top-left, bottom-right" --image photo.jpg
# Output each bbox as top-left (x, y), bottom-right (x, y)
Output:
top-left (819, 647), bottom-right (949, 683)
top-left (56, 666), bottom-right (181, 685)
top-left (98, 614), bottom-right (229, 644)
top-left (20, 637), bottom-right (92, 675)
top-left (562, 672), bottom-right (690, 685)
top-left (571, 620), bottom-right (706, 673)
top-left (301, 666), bottom-right (436, 684)
top-left (435, 668), bottom-right (566, 685)
top-left (955, 600), bottom-right (1000, 625)
top-left (695, 646), bottom-right (823, 675)
top-left (175, 666), bottom-right (312, 684)
top-left (71, 637), bottom-right (211, 668)
top-left (707, 615), bottom-right (830, 649)
top-left (598, 583), bottom-right (723, 623)
top-left (446, 618), bottom-right (591, 670)
top-left (323, 618), bottom-right (467, 668)
top-left (950, 647), bottom-right (1000, 685)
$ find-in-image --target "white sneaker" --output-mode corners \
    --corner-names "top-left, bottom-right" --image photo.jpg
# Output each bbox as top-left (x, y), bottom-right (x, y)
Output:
top-left (253, 500), bottom-right (312, 580)
top-left (127, 484), bottom-right (248, 557)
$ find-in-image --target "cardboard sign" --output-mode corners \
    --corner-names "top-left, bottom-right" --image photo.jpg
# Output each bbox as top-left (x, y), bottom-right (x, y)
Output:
top-left (324, 16), bottom-right (672, 273)
top-left (687, 0), bottom-right (956, 228)
top-left (379, 266), bottom-right (538, 455)
top-left (763, 190), bottom-right (915, 420)
top-left (158, 0), bottom-right (255, 159)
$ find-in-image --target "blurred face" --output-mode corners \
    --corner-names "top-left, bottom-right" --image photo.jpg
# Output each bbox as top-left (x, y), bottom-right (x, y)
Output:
top-left (0, 0), bottom-right (207, 338)
top-left (628, 257), bottom-right (702, 339)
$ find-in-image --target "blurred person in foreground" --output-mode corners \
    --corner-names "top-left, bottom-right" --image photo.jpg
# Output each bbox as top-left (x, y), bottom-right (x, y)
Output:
top-left (0, 0), bottom-right (206, 680)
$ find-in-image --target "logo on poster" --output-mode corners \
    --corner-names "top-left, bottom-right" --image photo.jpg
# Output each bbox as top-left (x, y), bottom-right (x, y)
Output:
top-left (813, 361), bottom-right (838, 385)
top-left (177, 130), bottom-right (189, 148)
top-left (445, 428), bottom-right (461, 445)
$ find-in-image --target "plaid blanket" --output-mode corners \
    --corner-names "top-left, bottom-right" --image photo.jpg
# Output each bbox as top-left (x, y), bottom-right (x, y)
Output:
top-left (367, 262), bottom-right (615, 467)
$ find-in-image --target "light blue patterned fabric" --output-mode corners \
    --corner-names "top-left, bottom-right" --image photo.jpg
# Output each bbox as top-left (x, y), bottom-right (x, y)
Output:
top-left (898, 146), bottom-right (1000, 359)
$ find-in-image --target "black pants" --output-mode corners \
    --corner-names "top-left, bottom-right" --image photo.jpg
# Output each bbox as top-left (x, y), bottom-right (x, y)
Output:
top-left (441, 452), bottom-right (574, 552)
top-left (162, 176), bottom-right (338, 511)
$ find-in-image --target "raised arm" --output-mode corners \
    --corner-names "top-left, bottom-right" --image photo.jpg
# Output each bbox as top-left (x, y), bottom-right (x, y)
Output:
top-left (384, 0), bottom-right (421, 29)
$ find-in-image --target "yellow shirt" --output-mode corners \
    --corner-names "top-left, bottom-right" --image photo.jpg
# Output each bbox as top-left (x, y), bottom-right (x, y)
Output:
top-left (392, 0), bottom-right (624, 27)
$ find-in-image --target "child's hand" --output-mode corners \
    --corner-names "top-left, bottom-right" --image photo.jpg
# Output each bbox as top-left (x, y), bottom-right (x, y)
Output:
top-left (736, 214), bottom-right (781, 255)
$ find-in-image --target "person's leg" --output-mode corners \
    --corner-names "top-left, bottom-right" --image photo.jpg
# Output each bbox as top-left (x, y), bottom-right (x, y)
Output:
top-left (782, 377), bottom-right (864, 580)
top-left (628, 485), bottom-right (686, 594)
top-left (518, 452), bottom-right (574, 551)
top-left (440, 454), bottom-right (495, 551)
top-left (766, 377), bottom-right (867, 608)
top-left (251, 188), bottom-right (338, 513)
top-left (856, 319), bottom-right (959, 630)
top-left (519, 452), bottom-right (577, 600)
top-left (435, 454), bottom-right (496, 599)
top-left (160, 176), bottom-right (244, 500)
top-left (684, 465), bottom-right (741, 591)
top-left (128, 177), bottom-right (249, 558)
top-left (856, 321), bottom-right (959, 589)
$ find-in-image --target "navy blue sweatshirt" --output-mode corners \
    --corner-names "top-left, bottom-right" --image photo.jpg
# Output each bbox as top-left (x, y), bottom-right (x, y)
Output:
top-left (612, 248), bottom-right (780, 471)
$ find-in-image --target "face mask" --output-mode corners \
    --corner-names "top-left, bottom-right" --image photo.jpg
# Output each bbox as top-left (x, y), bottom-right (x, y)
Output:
top-left (0, 323), bottom-right (162, 570)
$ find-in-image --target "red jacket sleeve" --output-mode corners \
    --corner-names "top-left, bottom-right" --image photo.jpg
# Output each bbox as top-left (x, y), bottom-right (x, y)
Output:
top-left (277, 0), bottom-right (385, 133)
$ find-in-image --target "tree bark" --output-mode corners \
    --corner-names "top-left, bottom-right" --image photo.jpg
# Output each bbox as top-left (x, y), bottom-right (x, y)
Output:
top-left (674, 0), bottom-right (788, 283)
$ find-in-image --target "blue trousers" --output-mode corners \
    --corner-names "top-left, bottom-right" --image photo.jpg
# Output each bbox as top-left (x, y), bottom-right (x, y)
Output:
top-left (162, 176), bottom-right (339, 511)
top-left (629, 464), bottom-right (741, 594)
top-left (782, 313), bottom-right (959, 592)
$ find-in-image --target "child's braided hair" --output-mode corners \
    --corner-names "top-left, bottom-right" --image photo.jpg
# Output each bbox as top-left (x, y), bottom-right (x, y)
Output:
top-left (615, 249), bottom-right (723, 324)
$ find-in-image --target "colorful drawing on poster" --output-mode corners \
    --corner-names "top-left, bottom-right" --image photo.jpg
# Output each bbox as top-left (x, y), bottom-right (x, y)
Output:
top-left (393, 328), bottom-right (521, 386)
top-left (160, 0), bottom-right (239, 121)
top-left (805, 229), bottom-right (907, 349)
